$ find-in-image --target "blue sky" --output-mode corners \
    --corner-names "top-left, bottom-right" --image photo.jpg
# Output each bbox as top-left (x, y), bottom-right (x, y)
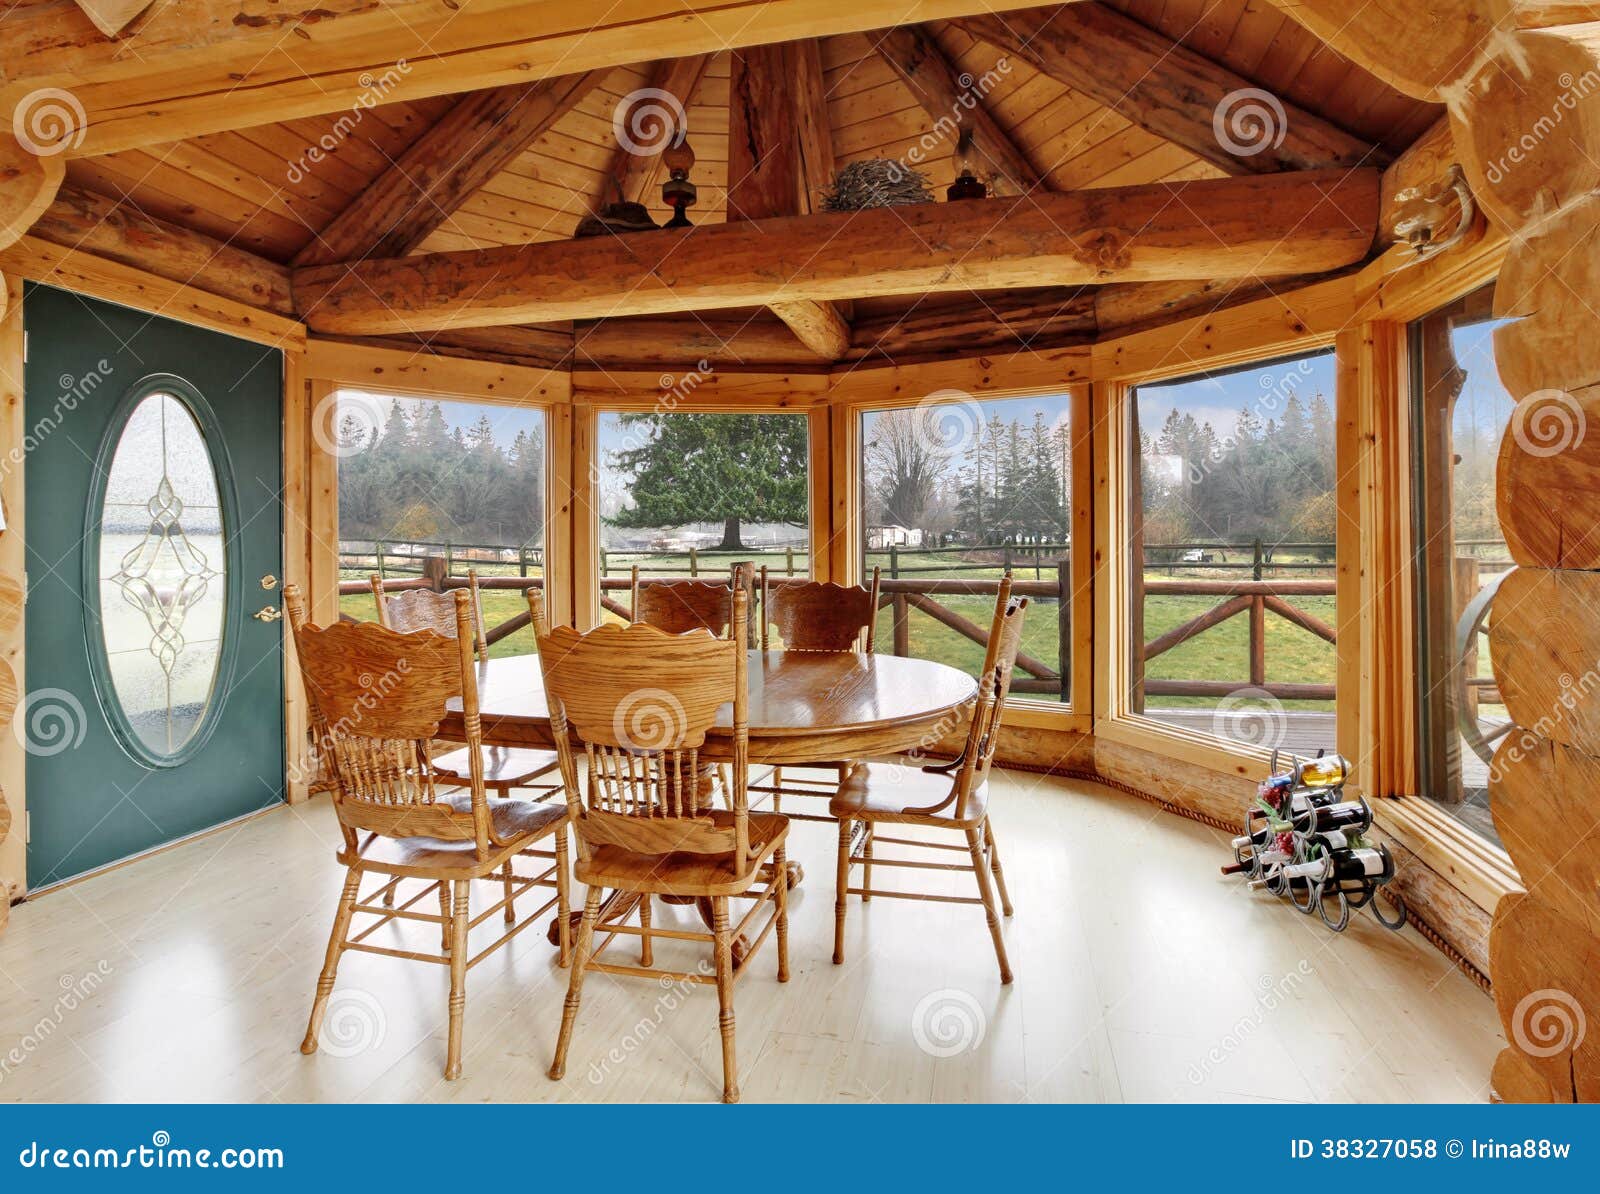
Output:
top-left (1134, 349), bottom-right (1337, 439)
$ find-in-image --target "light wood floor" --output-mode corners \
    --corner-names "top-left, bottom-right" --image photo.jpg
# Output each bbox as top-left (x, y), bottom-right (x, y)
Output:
top-left (0, 771), bottom-right (1503, 1103)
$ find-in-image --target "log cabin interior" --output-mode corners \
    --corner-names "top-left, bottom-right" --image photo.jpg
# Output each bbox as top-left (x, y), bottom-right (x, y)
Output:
top-left (0, 0), bottom-right (1595, 1107)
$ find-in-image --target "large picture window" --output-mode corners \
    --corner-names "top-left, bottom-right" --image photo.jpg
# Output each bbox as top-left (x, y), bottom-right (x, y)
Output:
top-left (1411, 284), bottom-right (1512, 846)
top-left (335, 390), bottom-right (546, 656)
top-left (593, 411), bottom-right (811, 619)
top-left (1127, 350), bottom-right (1338, 753)
top-left (858, 392), bottom-right (1074, 704)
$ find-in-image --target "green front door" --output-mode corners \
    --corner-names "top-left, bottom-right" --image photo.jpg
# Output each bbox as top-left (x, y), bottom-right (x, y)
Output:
top-left (23, 284), bottom-right (285, 889)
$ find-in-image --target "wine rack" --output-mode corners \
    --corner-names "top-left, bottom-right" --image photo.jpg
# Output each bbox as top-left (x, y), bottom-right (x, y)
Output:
top-left (1222, 750), bottom-right (1406, 933)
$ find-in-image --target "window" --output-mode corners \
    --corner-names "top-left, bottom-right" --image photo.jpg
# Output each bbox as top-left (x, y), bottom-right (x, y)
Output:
top-left (1411, 284), bottom-right (1511, 846)
top-left (858, 392), bottom-right (1074, 704)
top-left (1127, 350), bottom-right (1338, 753)
top-left (593, 411), bottom-right (811, 619)
top-left (334, 390), bottom-right (546, 656)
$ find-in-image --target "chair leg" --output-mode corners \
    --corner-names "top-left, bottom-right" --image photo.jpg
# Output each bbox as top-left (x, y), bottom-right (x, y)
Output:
top-left (549, 885), bottom-right (603, 1081)
top-left (437, 881), bottom-right (452, 952)
top-left (966, 827), bottom-right (1013, 985)
top-left (301, 867), bottom-right (361, 1055)
top-left (985, 817), bottom-right (1013, 917)
top-left (639, 894), bottom-right (654, 967)
top-left (771, 766), bottom-right (782, 813)
top-left (444, 879), bottom-right (470, 1080)
top-left (773, 845), bottom-right (790, 983)
top-left (502, 860), bottom-right (516, 925)
top-left (555, 825), bottom-right (572, 968)
top-left (861, 823), bottom-right (874, 902)
top-left (832, 818), bottom-right (851, 965)
top-left (381, 878), bottom-right (397, 908)
top-left (712, 896), bottom-right (739, 1104)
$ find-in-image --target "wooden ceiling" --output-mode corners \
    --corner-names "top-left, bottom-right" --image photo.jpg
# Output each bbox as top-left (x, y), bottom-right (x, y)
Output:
top-left (42, 0), bottom-right (1442, 371)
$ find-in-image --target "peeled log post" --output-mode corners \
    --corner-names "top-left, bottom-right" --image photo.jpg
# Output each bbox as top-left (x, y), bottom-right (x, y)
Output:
top-left (1490, 892), bottom-right (1600, 1102)
top-left (1489, 731), bottom-right (1600, 941)
top-left (1488, 567), bottom-right (1600, 755)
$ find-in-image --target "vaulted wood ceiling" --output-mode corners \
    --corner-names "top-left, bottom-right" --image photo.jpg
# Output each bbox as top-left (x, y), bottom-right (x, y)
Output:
top-left (42, 0), bottom-right (1442, 371)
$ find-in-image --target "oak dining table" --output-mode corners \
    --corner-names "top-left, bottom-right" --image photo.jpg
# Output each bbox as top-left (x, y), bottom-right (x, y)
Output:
top-left (440, 649), bottom-right (980, 953)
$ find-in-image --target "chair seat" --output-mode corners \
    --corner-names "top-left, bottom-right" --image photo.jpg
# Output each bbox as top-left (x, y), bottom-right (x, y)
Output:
top-left (830, 762), bottom-right (988, 828)
top-left (433, 745), bottom-right (559, 789)
top-left (349, 792), bottom-right (567, 878)
top-left (575, 810), bottom-right (789, 896)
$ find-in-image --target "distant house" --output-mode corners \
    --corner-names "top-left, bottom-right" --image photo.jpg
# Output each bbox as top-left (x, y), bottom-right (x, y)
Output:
top-left (867, 525), bottom-right (923, 550)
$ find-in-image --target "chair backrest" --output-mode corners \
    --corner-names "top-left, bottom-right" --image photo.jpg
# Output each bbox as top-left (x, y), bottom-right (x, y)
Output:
top-left (630, 564), bottom-right (737, 637)
top-left (370, 570), bottom-right (490, 662)
top-left (531, 587), bottom-right (753, 865)
top-left (286, 583), bottom-right (494, 855)
top-left (952, 575), bottom-right (1028, 819)
top-left (761, 567), bottom-right (880, 652)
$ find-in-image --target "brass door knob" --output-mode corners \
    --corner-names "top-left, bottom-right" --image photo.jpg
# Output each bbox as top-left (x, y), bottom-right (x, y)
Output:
top-left (260, 574), bottom-right (279, 590)
top-left (253, 605), bottom-right (282, 623)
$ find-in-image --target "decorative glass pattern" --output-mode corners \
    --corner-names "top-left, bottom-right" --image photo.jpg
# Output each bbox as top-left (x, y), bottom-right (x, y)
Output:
top-left (98, 392), bottom-right (227, 759)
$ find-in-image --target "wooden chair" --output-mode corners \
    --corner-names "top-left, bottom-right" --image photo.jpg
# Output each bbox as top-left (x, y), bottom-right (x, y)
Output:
top-left (370, 569), bottom-right (560, 798)
top-left (532, 585), bottom-right (789, 1104)
top-left (830, 576), bottom-right (1026, 983)
top-left (284, 584), bottom-right (571, 1080)
top-left (752, 567), bottom-right (882, 819)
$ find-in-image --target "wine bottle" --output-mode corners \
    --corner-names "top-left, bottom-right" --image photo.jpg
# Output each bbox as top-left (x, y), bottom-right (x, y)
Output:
top-left (1294, 754), bottom-right (1350, 790)
top-left (1306, 798), bottom-right (1372, 835)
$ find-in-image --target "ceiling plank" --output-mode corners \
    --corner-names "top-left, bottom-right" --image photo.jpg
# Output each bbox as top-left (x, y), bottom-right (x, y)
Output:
top-left (873, 23), bottom-right (1044, 195)
top-left (602, 55), bottom-right (712, 209)
top-left (847, 289), bottom-right (1096, 361)
top-left (2, 0), bottom-right (1058, 158)
top-left (728, 42), bottom-right (851, 361)
top-left (291, 167), bottom-right (1381, 336)
top-left (295, 70), bottom-right (609, 267)
top-left (954, 4), bottom-right (1382, 176)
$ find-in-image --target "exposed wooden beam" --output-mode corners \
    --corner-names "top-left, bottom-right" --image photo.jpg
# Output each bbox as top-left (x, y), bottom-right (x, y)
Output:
top-left (0, 131), bottom-right (63, 253)
top-left (874, 24), bottom-right (1044, 195)
top-left (30, 183), bottom-right (293, 314)
top-left (576, 315), bottom-right (830, 368)
top-left (292, 167), bottom-right (1381, 335)
top-left (792, 39), bottom-right (835, 215)
top-left (954, 4), bottom-right (1381, 176)
top-left (770, 300), bottom-right (852, 359)
top-left (847, 289), bottom-right (1096, 361)
top-left (1378, 116), bottom-right (1456, 248)
top-left (296, 71), bottom-right (609, 267)
top-left (0, 0), bottom-right (1054, 158)
top-left (727, 41), bottom-right (851, 361)
top-left (603, 55), bottom-right (712, 208)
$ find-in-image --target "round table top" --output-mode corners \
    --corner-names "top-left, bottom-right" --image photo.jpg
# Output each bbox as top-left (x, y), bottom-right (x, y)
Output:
top-left (457, 649), bottom-right (978, 741)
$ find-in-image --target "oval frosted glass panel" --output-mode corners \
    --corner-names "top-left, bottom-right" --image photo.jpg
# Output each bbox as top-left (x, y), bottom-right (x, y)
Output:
top-left (98, 392), bottom-right (227, 761)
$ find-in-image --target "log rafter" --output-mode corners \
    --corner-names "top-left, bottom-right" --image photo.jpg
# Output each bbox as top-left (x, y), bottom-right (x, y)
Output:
top-left (597, 55), bottom-right (712, 211)
top-left (295, 70), bottom-right (610, 268)
top-left (953, 4), bottom-right (1383, 176)
top-left (873, 23), bottom-right (1046, 195)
